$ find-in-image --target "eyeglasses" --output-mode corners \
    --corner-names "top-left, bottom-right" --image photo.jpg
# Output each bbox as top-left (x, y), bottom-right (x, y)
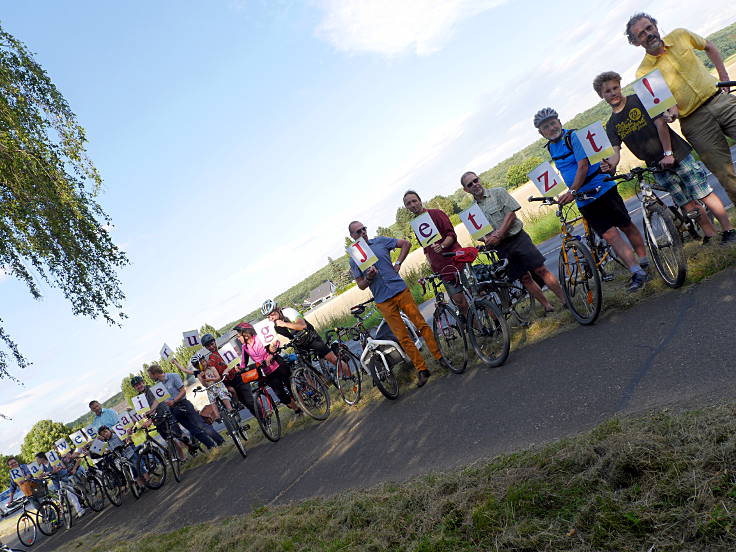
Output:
top-left (464, 177), bottom-right (479, 188)
top-left (353, 226), bottom-right (367, 237)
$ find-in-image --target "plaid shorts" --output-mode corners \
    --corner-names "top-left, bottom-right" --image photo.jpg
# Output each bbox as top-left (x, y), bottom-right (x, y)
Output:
top-left (206, 381), bottom-right (231, 404)
top-left (652, 153), bottom-right (713, 207)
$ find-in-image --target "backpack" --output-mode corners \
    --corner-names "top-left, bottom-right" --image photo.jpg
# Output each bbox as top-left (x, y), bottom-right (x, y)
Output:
top-left (544, 129), bottom-right (576, 161)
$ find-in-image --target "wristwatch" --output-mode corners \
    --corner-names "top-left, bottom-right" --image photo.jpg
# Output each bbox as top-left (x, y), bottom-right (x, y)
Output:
top-left (663, 150), bottom-right (673, 156)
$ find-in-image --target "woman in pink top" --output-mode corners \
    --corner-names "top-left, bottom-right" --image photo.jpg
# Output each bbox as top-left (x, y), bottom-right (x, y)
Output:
top-left (233, 323), bottom-right (301, 414)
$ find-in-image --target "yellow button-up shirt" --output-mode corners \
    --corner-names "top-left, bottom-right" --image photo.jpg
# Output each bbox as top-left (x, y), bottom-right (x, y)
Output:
top-left (636, 28), bottom-right (717, 118)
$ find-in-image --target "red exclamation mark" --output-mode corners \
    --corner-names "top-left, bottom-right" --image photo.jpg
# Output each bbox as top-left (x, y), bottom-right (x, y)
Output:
top-left (643, 78), bottom-right (659, 104)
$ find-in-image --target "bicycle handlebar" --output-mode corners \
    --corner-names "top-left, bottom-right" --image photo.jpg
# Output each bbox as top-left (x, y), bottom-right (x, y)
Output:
top-left (717, 81), bottom-right (736, 88)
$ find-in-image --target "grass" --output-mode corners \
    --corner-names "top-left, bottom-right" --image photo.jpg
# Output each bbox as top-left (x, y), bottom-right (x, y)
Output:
top-left (57, 401), bottom-right (736, 552)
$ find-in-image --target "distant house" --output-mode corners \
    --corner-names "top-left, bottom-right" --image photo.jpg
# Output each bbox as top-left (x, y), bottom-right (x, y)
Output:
top-left (303, 280), bottom-right (336, 310)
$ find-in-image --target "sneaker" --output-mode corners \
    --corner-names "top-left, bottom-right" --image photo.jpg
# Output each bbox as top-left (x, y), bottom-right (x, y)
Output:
top-left (720, 229), bottom-right (736, 245)
top-left (417, 369), bottom-right (431, 388)
top-left (628, 271), bottom-right (647, 292)
top-left (76, 509), bottom-right (87, 518)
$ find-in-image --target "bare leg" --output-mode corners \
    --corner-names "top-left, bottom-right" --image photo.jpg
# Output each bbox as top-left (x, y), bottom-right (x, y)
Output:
top-left (602, 227), bottom-right (639, 270)
top-left (520, 272), bottom-right (552, 310)
top-left (682, 199), bottom-right (716, 237)
top-left (618, 223), bottom-right (647, 259)
top-left (700, 193), bottom-right (734, 232)
top-left (532, 265), bottom-right (566, 304)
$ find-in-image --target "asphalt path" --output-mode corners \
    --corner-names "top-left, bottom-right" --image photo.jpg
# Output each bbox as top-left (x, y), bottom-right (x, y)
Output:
top-left (16, 259), bottom-right (736, 551)
top-left (12, 149), bottom-right (736, 551)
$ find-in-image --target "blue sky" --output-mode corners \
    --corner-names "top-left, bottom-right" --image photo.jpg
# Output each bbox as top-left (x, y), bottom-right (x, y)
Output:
top-left (1, 0), bottom-right (734, 453)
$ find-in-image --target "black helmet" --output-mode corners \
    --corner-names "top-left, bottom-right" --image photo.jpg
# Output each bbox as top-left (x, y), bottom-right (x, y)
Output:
top-left (130, 376), bottom-right (144, 386)
top-left (201, 333), bottom-right (216, 347)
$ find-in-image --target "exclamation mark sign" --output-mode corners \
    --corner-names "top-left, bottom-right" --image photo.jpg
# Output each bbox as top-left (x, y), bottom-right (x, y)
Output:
top-left (643, 78), bottom-right (659, 104)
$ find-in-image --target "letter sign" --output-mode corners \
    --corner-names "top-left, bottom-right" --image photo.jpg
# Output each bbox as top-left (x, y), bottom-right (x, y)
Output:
top-left (346, 238), bottom-right (378, 271)
top-left (55, 438), bottom-right (70, 454)
top-left (575, 121), bottom-right (614, 165)
top-left (182, 330), bottom-right (200, 348)
top-left (119, 412), bottom-right (133, 428)
top-left (633, 69), bottom-right (675, 118)
top-left (132, 393), bottom-right (151, 414)
top-left (150, 382), bottom-right (172, 402)
top-left (69, 430), bottom-right (88, 447)
top-left (9, 467), bottom-right (25, 484)
top-left (459, 203), bottom-right (494, 240)
top-left (88, 438), bottom-right (107, 455)
top-left (83, 425), bottom-right (98, 441)
top-left (27, 462), bottom-right (42, 477)
top-left (219, 342), bottom-right (238, 364)
top-left (410, 212), bottom-right (441, 247)
top-left (112, 423), bottom-right (128, 439)
top-left (45, 450), bottom-right (62, 467)
top-left (253, 319), bottom-right (277, 347)
top-left (160, 342), bottom-right (174, 361)
top-left (528, 161), bottom-right (567, 197)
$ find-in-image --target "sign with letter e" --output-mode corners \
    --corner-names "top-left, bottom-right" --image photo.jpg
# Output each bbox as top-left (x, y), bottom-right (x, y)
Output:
top-left (150, 382), bottom-right (172, 402)
top-left (633, 69), bottom-right (676, 118)
top-left (410, 212), bottom-right (441, 247)
top-left (575, 121), bottom-right (614, 165)
top-left (459, 203), bottom-right (494, 240)
top-left (346, 238), bottom-right (378, 272)
top-left (529, 161), bottom-right (567, 197)
top-left (69, 430), bottom-right (88, 447)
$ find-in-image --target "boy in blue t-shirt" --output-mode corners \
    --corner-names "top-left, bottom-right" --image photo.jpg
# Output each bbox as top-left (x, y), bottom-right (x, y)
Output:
top-left (533, 107), bottom-right (648, 291)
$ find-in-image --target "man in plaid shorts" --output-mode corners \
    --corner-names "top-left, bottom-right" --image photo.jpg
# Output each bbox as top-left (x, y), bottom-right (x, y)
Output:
top-left (594, 70), bottom-right (734, 244)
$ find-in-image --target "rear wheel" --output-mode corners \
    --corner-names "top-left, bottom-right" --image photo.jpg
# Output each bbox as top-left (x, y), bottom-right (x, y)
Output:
top-left (467, 299), bottom-right (510, 367)
top-left (432, 306), bottom-right (468, 374)
top-left (37, 500), bottom-right (61, 535)
top-left (255, 390), bottom-right (282, 442)
top-left (60, 491), bottom-right (72, 530)
top-left (558, 241), bottom-right (601, 325)
top-left (17, 512), bottom-right (36, 547)
top-left (139, 449), bottom-right (167, 489)
top-left (510, 283), bottom-right (535, 327)
top-left (125, 463), bottom-right (142, 499)
top-left (336, 348), bottom-right (362, 405)
top-left (290, 365), bottom-right (331, 420)
top-left (645, 204), bottom-right (686, 288)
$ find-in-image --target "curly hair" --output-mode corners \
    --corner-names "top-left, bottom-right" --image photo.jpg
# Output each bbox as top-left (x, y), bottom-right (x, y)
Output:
top-left (593, 71), bottom-right (622, 97)
top-left (625, 13), bottom-right (657, 45)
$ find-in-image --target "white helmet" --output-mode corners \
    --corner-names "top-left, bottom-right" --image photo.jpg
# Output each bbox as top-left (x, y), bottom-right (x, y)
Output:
top-left (533, 107), bottom-right (559, 129)
top-left (261, 299), bottom-right (277, 316)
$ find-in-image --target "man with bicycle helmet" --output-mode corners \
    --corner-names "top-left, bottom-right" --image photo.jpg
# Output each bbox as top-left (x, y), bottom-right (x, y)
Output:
top-left (260, 299), bottom-right (342, 384)
top-left (534, 107), bottom-right (649, 292)
top-left (199, 333), bottom-right (256, 419)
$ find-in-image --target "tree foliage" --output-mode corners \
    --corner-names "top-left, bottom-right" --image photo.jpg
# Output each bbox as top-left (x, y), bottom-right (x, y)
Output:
top-left (327, 256), bottom-right (352, 289)
top-left (426, 195), bottom-right (457, 214)
top-left (506, 156), bottom-right (544, 188)
top-left (0, 24), bottom-right (128, 379)
top-left (199, 323), bottom-right (220, 338)
top-left (19, 419), bottom-right (69, 460)
top-left (695, 21), bottom-right (736, 69)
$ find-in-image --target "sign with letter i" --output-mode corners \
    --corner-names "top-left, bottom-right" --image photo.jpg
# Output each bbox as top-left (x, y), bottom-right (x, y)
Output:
top-left (575, 121), bottom-right (614, 165)
top-left (528, 161), bottom-right (567, 197)
top-left (459, 203), bottom-right (494, 240)
top-left (410, 212), bottom-right (441, 247)
top-left (346, 238), bottom-right (378, 271)
top-left (132, 392), bottom-right (151, 414)
top-left (633, 69), bottom-right (676, 118)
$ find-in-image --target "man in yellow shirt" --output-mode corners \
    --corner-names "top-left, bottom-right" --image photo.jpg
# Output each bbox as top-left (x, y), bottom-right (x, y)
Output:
top-left (629, 13), bottom-right (736, 216)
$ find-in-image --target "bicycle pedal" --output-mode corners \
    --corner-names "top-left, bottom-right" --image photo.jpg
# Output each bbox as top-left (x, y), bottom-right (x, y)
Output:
top-left (601, 273), bottom-right (615, 282)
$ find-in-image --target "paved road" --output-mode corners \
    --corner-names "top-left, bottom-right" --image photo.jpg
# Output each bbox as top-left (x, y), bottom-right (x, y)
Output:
top-left (19, 260), bottom-right (736, 551)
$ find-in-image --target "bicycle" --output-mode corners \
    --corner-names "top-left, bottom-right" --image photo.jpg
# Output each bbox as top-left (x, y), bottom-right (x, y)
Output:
top-left (193, 381), bottom-right (248, 458)
top-left (72, 458), bottom-right (107, 512)
top-left (528, 190), bottom-right (607, 325)
top-left (131, 422), bottom-right (169, 489)
top-left (289, 348), bottom-right (331, 420)
top-left (417, 274), bottom-right (469, 374)
top-left (145, 409), bottom-right (188, 483)
top-left (606, 166), bottom-right (687, 288)
top-left (15, 483), bottom-right (61, 547)
top-left (246, 365), bottom-right (283, 443)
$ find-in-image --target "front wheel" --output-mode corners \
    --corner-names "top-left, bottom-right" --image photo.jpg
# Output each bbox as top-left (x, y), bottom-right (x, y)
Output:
top-left (17, 512), bottom-right (37, 546)
top-left (86, 476), bottom-right (106, 511)
top-left (467, 299), bottom-right (510, 367)
top-left (167, 439), bottom-right (182, 483)
top-left (223, 409), bottom-right (247, 458)
top-left (645, 205), bottom-right (686, 288)
top-left (139, 449), bottom-right (167, 489)
top-left (60, 491), bottom-right (72, 530)
top-left (255, 390), bottom-right (282, 442)
top-left (102, 471), bottom-right (123, 507)
top-left (37, 500), bottom-right (61, 536)
top-left (432, 305), bottom-right (468, 374)
top-left (125, 463), bottom-right (142, 499)
top-left (291, 365), bottom-right (331, 420)
top-left (368, 350), bottom-right (400, 400)
top-left (558, 240), bottom-right (602, 325)
top-left (336, 347), bottom-right (362, 405)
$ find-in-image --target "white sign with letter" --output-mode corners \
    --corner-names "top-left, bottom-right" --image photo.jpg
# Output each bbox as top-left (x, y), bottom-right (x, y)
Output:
top-left (88, 438), bottom-right (107, 456)
top-left (45, 450), bottom-right (62, 467)
top-left (131, 393), bottom-right (151, 414)
top-left (150, 382), bottom-right (172, 403)
top-left (182, 330), bottom-right (200, 348)
top-left (112, 422), bottom-right (128, 439)
top-left (528, 161), bottom-right (567, 197)
top-left (253, 319), bottom-right (277, 348)
top-left (83, 425), bottom-right (98, 441)
top-left (55, 437), bottom-right (70, 454)
top-left (459, 203), bottom-right (494, 240)
top-left (633, 69), bottom-right (676, 118)
top-left (160, 342), bottom-right (174, 361)
top-left (410, 212), bottom-right (441, 247)
top-left (9, 466), bottom-right (25, 484)
top-left (27, 462), bottom-right (42, 478)
top-left (69, 430), bottom-right (88, 447)
top-left (575, 121), bottom-right (614, 165)
top-left (346, 238), bottom-right (378, 272)
top-left (219, 342), bottom-right (238, 364)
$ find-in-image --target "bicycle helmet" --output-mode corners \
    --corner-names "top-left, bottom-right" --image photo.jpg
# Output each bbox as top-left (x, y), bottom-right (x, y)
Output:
top-left (261, 299), bottom-right (277, 316)
top-left (232, 322), bottom-right (253, 333)
top-left (201, 333), bottom-right (216, 347)
top-left (190, 352), bottom-right (203, 369)
top-left (130, 376), bottom-right (144, 386)
top-left (533, 107), bottom-right (559, 128)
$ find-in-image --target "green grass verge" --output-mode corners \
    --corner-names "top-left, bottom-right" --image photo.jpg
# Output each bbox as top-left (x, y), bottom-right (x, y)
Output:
top-left (58, 402), bottom-right (736, 551)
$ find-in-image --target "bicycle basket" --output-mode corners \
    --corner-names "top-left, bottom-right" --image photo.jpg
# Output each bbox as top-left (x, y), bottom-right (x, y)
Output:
top-left (241, 368), bottom-right (259, 383)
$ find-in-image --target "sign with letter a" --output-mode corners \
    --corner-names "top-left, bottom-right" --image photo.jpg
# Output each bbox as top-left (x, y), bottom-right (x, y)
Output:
top-left (132, 393), bottom-right (151, 414)
top-left (459, 203), bottom-right (494, 240)
top-left (575, 121), bottom-right (614, 165)
top-left (253, 319), bottom-right (277, 347)
top-left (182, 330), bottom-right (200, 348)
top-left (528, 161), bottom-right (567, 197)
top-left (633, 69), bottom-right (676, 118)
top-left (27, 462), bottom-right (42, 478)
top-left (160, 342), bottom-right (174, 361)
top-left (410, 212), bottom-right (441, 247)
top-left (346, 238), bottom-right (378, 271)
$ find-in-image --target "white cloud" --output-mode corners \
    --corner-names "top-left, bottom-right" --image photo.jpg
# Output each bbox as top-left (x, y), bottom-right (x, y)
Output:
top-left (315, 0), bottom-right (507, 56)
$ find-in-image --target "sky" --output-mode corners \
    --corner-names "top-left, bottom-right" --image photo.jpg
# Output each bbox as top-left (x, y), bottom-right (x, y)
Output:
top-left (1, 0), bottom-right (734, 454)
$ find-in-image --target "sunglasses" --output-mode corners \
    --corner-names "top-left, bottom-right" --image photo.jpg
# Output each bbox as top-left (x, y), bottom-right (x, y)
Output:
top-left (353, 226), bottom-right (367, 236)
top-left (464, 177), bottom-right (479, 188)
